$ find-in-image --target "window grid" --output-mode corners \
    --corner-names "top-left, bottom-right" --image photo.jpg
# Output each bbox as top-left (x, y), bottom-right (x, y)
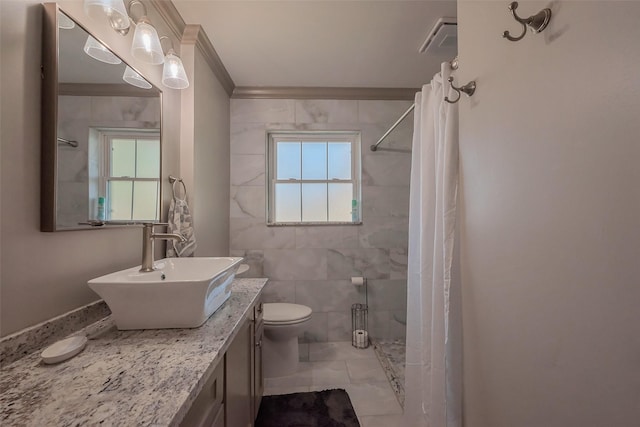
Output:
top-left (101, 132), bottom-right (160, 221)
top-left (267, 132), bottom-right (361, 225)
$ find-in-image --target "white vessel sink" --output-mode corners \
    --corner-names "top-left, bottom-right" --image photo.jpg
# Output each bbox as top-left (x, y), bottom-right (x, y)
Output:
top-left (88, 257), bottom-right (243, 330)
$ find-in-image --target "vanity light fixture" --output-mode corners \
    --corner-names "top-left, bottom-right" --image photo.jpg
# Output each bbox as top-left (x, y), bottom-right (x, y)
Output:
top-left (160, 36), bottom-right (189, 89)
top-left (83, 0), bottom-right (130, 32)
top-left (123, 66), bottom-right (152, 89)
top-left (129, 0), bottom-right (164, 65)
top-left (57, 11), bottom-right (76, 29)
top-left (83, 35), bottom-right (122, 65)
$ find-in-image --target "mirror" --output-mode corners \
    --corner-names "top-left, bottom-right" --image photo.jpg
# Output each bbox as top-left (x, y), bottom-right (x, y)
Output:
top-left (41, 4), bottom-right (162, 231)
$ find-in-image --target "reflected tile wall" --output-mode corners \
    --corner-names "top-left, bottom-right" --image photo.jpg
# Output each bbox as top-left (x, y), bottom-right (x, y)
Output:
top-left (56, 95), bottom-right (160, 228)
top-left (230, 98), bottom-right (411, 343)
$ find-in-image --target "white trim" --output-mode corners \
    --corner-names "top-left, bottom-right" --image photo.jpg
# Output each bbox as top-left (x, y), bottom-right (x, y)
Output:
top-left (97, 129), bottom-right (161, 221)
top-left (266, 131), bottom-right (361, 225)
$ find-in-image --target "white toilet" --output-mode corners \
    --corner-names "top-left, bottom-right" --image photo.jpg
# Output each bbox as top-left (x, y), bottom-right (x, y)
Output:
top-left (263, 303), bottom-right (312, 377)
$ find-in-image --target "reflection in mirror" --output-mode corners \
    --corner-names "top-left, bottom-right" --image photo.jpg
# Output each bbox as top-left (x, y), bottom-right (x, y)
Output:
top-left (42, 5), bottom-right (162, 231)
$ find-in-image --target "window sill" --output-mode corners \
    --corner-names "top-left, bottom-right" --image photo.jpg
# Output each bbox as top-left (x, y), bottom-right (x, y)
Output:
top-left (266, 221), bottom-right (363, 227)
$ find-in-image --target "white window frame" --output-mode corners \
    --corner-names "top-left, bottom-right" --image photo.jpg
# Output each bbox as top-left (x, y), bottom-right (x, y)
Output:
top-left (266, 131), bottom-right (362, 226)
top-left (100, 129), bottom-right (161, 221)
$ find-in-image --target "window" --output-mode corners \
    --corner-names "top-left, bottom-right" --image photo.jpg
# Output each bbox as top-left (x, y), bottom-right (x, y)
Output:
top-left (99, 130), bottom-right (160, 221)
top-left (267, 132), bottom-right (361, 225)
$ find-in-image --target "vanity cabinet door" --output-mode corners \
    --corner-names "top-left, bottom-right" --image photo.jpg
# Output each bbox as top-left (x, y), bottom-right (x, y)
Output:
top-left (225, 318), bottom-right (253, 427)
top-left (179, 360), bottom-right (225, 427)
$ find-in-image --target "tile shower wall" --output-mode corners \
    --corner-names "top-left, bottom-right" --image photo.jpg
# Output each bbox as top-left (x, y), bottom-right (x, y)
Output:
top-left (230, 99), bottom-right (413, 343)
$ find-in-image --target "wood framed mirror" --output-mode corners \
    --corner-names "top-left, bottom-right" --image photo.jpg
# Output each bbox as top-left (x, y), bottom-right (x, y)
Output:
top-left (41, 3), bottom-right (162, 231)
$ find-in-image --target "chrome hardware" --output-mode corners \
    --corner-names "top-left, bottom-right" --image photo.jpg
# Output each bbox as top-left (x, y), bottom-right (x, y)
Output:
top-left (57, 137), bottom-right (79, 148)
top-left (78, 220), bottom-right (155, 227)
top-left (370, 104), bottom-right (415, 152)
top-left (257, 303), bottom-right (263, 314)
top-left (449, 56), bottom-right (459, 71)
top-left (444, 77), bottom-right (476, 104)
top-left (371, 57), bottom-right (459, 152)
top-left (168, 175), bottom-right (188, 200)
top-left (502, 1), bottom-right (552, 42)
top-left (255, 339), bottom-right (262, 348)
top-left (140, 223), bottom-right (186, 272)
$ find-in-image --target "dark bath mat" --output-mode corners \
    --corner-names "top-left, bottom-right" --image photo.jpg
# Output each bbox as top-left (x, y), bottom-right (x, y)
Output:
top-left (255, 388), bottom-right (360, 427)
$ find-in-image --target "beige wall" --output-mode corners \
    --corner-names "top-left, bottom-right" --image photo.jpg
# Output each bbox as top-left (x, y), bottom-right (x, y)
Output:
top-left (458, 1), bottom-right (640, 426)
top-left (193, 49), bottom-right (230, 256)
top-left (0, 1), bottom-right (227, 336)
top-left (179, 31), bottom-right (231, 257)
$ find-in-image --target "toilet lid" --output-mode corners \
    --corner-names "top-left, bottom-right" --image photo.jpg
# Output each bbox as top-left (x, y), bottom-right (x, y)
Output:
top-left (263, 303), bottom-right (312, 324)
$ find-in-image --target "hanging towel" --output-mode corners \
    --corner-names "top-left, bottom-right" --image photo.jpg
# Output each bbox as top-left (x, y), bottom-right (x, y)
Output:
top-left (167, 181), bottom-right (197, 257)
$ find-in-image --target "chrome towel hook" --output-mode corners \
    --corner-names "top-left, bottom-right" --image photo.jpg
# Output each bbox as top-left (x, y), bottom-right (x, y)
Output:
top-left (444, 77), bottom-right (476, 104)
top-left (502, 1), bottom-right (552, 42)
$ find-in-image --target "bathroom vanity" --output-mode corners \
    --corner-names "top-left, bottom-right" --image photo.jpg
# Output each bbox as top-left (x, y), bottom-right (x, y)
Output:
top-left (0, 278), bottom-right (266, 426)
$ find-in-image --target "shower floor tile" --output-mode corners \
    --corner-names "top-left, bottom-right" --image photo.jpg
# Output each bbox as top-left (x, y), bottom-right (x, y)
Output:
top-left (372, 338), bottom-right (406, 406)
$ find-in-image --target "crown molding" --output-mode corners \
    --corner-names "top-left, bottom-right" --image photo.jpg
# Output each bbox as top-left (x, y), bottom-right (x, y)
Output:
top-left (182, 24), bottom-right (235, 97)
top-left (149, 0), bottom-right (185, 41)
top-left (149, 2), bottom-right (416, 101)
top-left (231, 87), bottom-right (418, 100)
top-left (150, 1), bottom-right (235, 97)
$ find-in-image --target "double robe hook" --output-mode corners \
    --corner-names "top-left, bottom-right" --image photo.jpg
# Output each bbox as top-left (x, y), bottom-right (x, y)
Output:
top-left (444, 77), bottom-right (476, 104)
top-left (502, 1), bottom-right (552, 42)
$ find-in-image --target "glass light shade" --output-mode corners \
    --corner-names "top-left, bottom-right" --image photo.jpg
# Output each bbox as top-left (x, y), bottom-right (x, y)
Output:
top-left (131, 20), bottom-right (164, 65)
top-left (57, 12), bottom-right (75, 30)
top-left (83, 36), bottom-right (122, 65)
top-left (84, 0), bottom-right (130, 31)
top-left (162, 51), bottom-right (189, 89)
top-left (123, 66), bottom-right (152, 89)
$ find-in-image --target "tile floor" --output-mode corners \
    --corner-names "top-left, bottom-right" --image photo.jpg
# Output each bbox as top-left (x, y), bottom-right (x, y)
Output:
top-left (372, 338), bottom-right (406, 406)
top-left (264, 341), bottom-right (405, 427)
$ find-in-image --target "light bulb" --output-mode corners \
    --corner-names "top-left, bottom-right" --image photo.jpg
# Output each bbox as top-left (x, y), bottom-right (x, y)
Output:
top-left (83, 0), bottom-right (130, 31)
top-left (123, 66), bottom-right (152, 89)
top-left (131, 18), bottom-right (164, 65)
top-left (58, 11), bottom-right (75, 30)
top-left (83, 35), bottom-right (121, 65)
top-left (162, 50), bottom-right (189, 89)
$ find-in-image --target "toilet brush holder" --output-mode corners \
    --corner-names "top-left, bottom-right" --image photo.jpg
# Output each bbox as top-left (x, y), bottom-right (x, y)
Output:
top-left (351, 303), bottom-right (369, 349)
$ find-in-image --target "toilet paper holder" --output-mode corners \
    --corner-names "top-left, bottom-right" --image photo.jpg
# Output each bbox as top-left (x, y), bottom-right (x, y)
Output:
top-left (351, 277), bottom-right (369, 349)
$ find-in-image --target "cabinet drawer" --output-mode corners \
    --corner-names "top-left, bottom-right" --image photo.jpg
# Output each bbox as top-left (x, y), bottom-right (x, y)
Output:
top-left (179, 360), bottom-right (224, 427)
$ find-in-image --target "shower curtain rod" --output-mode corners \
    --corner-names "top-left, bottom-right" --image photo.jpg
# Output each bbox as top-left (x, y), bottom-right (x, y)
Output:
top-left (370, 104), bottom-right (415, 152)
top-left (57, 137), bottom-right (78, 148)
top-left (370, 57), bottom-right (458, 152)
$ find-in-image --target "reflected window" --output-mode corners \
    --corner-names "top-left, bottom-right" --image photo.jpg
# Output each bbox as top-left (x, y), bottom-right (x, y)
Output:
top-left (90, 129), bottom-right (160, 221)
top-left (267, 132), bottom-right (361, 225)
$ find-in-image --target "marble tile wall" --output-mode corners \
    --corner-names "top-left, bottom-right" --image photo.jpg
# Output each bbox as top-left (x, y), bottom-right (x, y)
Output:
top-left (230, 98), bottom-right (413, 343)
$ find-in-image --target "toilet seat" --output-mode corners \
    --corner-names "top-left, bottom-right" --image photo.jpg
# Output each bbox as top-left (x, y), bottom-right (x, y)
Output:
top-left (263, 303), bottom-right (312, 325)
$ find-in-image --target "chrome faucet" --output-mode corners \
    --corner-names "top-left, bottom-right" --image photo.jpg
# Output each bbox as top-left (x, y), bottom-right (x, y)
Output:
top-left (140, 223), bottom-right (186, 272)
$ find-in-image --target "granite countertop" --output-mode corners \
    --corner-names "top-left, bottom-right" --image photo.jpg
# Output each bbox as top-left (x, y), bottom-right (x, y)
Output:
top-left (0, 278), bottom-right (267, 427)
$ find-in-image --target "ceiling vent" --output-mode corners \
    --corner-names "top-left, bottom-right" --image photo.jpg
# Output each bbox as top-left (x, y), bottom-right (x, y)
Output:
top-left (418, 17), bottom-right (457, 54)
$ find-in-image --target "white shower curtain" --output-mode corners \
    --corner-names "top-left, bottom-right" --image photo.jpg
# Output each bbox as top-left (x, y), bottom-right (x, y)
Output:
top-left (404, 63), bottom-right (462, 427)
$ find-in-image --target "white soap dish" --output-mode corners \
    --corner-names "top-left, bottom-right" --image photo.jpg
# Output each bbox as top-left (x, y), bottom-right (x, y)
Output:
top-left (41, 335), bottom-right (87, 364)
top-left (236, 264), bottom-right (250, 275)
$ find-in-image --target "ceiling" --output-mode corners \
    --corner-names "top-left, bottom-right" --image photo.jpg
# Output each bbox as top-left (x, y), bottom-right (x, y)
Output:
top-left (171, 0), bottom-right (457, 89)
